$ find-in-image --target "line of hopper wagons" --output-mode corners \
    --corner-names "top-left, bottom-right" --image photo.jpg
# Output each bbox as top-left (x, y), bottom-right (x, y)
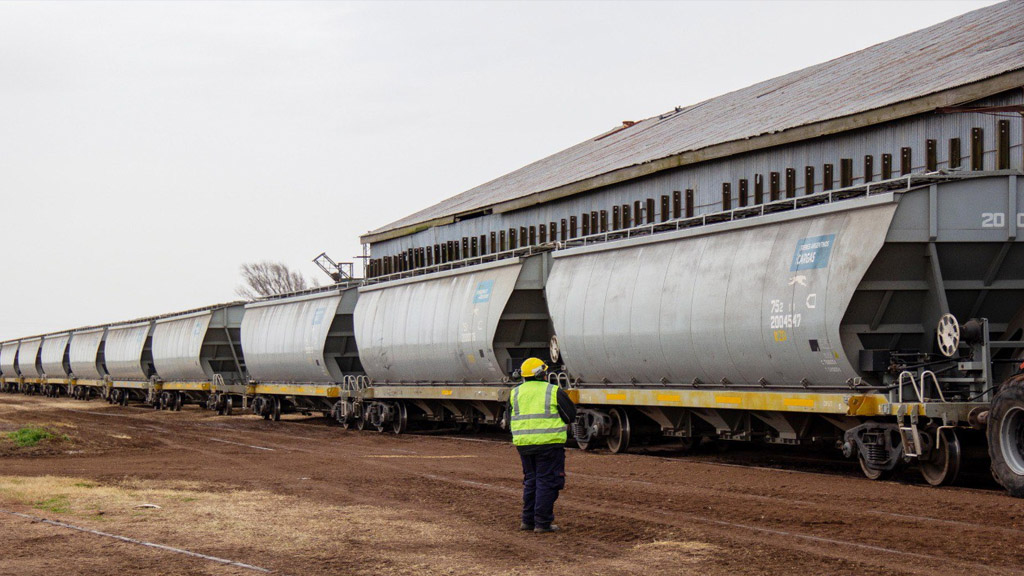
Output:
top-left (6, 173), bottom-right (1024, 499)
top-left (0, 286), bottom-right (530, 433)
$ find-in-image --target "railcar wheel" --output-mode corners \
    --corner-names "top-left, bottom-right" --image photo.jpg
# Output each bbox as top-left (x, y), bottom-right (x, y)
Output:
top-left (858, 454), bottom-right (894, 481)
top-left (606, 408), bottom-right (631, 454)
top-left (224, 396), bottom-right (233, 416)
top-left (252, 396), bottom-right (269, 419)
top-left (356, 415), bottom-right (367, 431)
top-left (920, 429), bottom-right (962, 487)
top-left (677, 437), bottom-right (696, 454)
top-left (391, 402), bottom-right (408, 435)
top-left (497, 407), bottom-right (509, 432)
top-left (575, 438), bottom-right (594, 451)
top-left (174, 392), bottom-right (183, 412)
top-left (988, 379), bottom-right (1024, 497)
top-left (272, 397), bottom-right (281, 422)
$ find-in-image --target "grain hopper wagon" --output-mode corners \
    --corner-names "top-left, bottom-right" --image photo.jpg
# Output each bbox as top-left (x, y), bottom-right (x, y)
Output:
top-left (67, 326), bottom-right (108, 400)
top-left (39, 331), bottom-right (72, 397)
top-left (240, 286), bottom-right (363, 420)
top-left (104, 319), bottom-right (157, 406)
top-left (150, 303), bottom-right (247, 412)
top-left (0, 340), bottom-right (21, 393)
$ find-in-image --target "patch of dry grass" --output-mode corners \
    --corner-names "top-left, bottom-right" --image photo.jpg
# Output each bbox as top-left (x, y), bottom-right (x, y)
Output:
top-left (0, 476), bottom-right (486, 574)
top-left (572, 537), bottom-right (718, 575)
top-left (634, 539), bottom-right (718, 560)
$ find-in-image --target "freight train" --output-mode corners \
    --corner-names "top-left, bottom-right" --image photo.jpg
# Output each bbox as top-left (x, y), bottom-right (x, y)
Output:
top-left (3, 171), bottom-right (1024, 498)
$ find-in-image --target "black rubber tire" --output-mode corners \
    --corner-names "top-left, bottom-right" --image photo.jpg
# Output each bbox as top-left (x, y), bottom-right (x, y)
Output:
top-left (987, 378), bottom-right (1024, 497)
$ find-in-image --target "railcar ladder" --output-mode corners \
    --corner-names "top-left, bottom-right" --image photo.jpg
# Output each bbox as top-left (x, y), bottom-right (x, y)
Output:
top-left (896, 370), bottom-right (948, 458)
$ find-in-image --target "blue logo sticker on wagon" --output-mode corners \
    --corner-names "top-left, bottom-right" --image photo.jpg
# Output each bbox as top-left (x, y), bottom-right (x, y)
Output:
top-left (311, 307), bottom-right (326, 325)
top-left (790, 234), bottom-right (836, 271)
top-left (473, 279), bottom-right (495, 303)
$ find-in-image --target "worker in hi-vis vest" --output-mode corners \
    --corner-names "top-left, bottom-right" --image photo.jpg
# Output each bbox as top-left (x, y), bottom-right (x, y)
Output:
top-left (510, 357), bottom-right (576, 533)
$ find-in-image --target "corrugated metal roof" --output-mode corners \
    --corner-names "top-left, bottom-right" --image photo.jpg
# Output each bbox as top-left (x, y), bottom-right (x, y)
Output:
top-left (366, 1), bottom-right (1024, 240)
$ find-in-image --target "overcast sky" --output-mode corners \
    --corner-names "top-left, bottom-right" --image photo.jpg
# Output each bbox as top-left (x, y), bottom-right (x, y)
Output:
top-left (0, 0), bottom-right (1001, 340)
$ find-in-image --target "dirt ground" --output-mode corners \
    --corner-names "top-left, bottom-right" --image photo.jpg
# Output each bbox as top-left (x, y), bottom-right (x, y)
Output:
top-left (0, 395), bottom-right (1022, 576)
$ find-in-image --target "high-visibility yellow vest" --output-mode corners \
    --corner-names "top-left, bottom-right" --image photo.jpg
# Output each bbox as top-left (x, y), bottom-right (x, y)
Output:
top-left (510, 380), bottom-right (567, 446)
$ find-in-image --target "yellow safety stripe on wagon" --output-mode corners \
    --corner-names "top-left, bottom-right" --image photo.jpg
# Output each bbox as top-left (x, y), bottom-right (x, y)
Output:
top-left (111, 381), bottom-right (150, 389)
top-left (161, 382), bottom-right (212, 392)
top-left (251, 384), bottom-right (340, 397)
top-left (574, 388), bottom-right (890, 416)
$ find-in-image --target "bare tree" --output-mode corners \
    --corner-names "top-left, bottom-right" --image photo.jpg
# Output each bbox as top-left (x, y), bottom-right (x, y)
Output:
top-left (236, 261), bottom-right (316, 299)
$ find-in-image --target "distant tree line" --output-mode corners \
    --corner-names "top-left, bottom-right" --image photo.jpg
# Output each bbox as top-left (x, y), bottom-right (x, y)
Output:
top-left (236, 261), bottom-right (317, 300)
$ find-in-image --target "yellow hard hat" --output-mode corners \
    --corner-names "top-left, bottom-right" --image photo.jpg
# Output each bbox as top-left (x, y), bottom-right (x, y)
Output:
top-left (520, 357), bottom-right (548, 378)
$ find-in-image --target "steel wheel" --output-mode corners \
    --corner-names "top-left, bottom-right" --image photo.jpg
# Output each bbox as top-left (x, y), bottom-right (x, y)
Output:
top-left (272, 397), bottom-right (281, 421)
top-left (391, 402), bottom-right (408, 434)
top-left (920, 429), bottom-right (961, 486)
top-left (858, 454), bottom-right (894, 481)
top-left (677, 437), bottom-right (696, 454)
top-left (224, 396), bottom-right (233, 416)
top-left (254, 396), bottom-right (270, 419)
top-left (356, 414), bottom-right (367, 431)
top-left (576, 437), bottom-right (594, 451)
top-left (174, 392), bottom-right (183, 412)
top-left (606, 408), bottom-right (631, 454)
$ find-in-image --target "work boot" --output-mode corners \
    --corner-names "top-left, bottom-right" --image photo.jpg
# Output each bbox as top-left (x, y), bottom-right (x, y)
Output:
top-left (534, 524), bottom-right (560, 534)
top-left (519, 522), bottom-right (534, 531)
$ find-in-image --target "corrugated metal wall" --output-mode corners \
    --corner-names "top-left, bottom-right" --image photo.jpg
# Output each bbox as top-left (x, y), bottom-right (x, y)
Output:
top-left (369, 91), bottom-right (1023, 265)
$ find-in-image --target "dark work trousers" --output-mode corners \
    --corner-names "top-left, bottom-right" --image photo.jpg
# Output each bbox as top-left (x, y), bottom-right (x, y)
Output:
top-left (519, 445), bottom-right (566, 528)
